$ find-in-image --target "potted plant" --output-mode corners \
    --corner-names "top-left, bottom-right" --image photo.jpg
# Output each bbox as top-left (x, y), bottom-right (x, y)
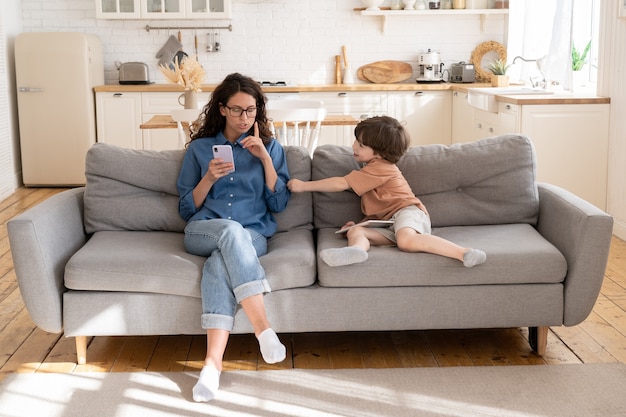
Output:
top-left (572, 40), bottom-right (591, 71)
top-left (488, 58), bottom-right (511, 87)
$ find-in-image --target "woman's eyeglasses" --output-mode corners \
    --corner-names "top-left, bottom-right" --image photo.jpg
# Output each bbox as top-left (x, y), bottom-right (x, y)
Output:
top-left (223, 104), bottom-right (257, 117)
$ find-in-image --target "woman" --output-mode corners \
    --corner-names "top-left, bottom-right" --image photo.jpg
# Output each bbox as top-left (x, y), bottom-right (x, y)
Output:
top-left (177, 73), bottom-right (291, 402)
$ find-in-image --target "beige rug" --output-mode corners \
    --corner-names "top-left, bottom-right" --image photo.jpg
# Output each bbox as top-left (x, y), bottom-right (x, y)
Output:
top-left (1, 364), bottom-right (625, 417)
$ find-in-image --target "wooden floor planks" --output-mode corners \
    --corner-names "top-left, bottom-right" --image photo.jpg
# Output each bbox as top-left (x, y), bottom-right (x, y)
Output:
top-left (1, 187), bottom-right (626, 381)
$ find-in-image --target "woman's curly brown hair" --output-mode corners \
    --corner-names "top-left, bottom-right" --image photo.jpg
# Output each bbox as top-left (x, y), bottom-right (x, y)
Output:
top-left (188, 73), bottom-right (272, 147)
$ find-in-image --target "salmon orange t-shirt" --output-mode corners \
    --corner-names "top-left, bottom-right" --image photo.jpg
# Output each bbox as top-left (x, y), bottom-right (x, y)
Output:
top-left (344, 158), bottom-right (423, 220)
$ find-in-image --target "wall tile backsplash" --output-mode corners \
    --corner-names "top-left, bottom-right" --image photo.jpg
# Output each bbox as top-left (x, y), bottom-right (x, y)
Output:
top-left (21, 0), bottom-right (506, 85)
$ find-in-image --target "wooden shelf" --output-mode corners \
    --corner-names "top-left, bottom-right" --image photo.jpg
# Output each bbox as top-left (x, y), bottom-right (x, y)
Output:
top-left (356, 8), bottom-right (509, 33)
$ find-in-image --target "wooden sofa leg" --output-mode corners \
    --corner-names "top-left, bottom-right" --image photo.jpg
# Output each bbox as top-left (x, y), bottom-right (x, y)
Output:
top-left (75, 336), bottom-right (87, 365)
top-left (528, 326), bottom-right (548, 356)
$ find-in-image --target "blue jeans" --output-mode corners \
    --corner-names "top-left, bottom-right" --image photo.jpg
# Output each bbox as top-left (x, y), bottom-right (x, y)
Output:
top-left (183, 219), bottom-right (270, 331)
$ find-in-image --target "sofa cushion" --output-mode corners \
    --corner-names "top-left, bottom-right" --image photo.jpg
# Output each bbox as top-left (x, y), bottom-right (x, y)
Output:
top-left (312, 135), bottom-right (539, 228)
top-left (65, 228), bottom-right (316, 297)
top-left (83, 143), bottom-right (312, 234)
top-left (316, 223), bottom-right (567, 288)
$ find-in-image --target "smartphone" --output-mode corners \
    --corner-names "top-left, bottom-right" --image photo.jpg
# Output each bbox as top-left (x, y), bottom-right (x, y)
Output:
top-left (213, 145), bottom-right (235, 173)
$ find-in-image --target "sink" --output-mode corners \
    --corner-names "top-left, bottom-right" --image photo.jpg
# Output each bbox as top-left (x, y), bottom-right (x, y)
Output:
top-left (467, 87), bottom-right (554, 113)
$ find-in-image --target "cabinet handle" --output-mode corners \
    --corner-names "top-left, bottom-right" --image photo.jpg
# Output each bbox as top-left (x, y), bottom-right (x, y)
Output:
top-left (505, 104), bottom-right (511, 110)
top-left (488, 127), bottom-right (494, 133)
top-left (338, 92), bottom-right (348, 97)
top-left (414, 91), bottom-right (424, 96)
top-left (477, 123), bottom-right (482, 128)
top-left (453, 91), bottom-right (458, 97)
top-left (113, 93), bottom-right (123, 98)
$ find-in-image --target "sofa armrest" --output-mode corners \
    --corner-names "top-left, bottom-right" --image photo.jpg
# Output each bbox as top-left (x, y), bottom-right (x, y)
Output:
top-left (7, 188), bottom-right (88, 333)
top-left (536, 183), bottom-right (613, 326)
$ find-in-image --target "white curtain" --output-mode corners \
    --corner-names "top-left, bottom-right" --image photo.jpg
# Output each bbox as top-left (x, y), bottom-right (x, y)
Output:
top-left (507, 0), bottom-right (573, 90)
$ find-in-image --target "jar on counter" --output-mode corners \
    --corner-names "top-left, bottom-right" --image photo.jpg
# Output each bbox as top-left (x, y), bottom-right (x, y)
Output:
top-left (390, 0), bottom-right (403, 10)
top-left (442, 0), bottom-right (452, 8)
top-left (429, 0), bottom-right (441, 9)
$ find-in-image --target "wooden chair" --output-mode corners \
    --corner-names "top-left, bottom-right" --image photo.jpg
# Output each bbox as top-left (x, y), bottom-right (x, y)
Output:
top-left (266, 100), bottom-right (327, 154)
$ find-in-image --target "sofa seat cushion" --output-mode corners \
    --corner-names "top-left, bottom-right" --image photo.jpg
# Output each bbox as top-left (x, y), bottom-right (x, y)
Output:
top-left (65, 229), bottom-right (316, 297)
top-left (313, 135), bottom-right (539, 229)
top-left (316, 223), bottom-right (567, 288)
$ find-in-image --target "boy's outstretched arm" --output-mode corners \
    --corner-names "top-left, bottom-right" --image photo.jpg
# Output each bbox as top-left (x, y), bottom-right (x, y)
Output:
top-left (288, 177), bottom-right (351, 193)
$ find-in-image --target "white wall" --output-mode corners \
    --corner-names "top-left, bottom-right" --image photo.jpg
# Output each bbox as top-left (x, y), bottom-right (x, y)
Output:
top-left (600, 2), bottom-right (626, 241)
top-left (18, 0), bottom-right (507, 85)
top-left (0, 0), bottom-right (23, 200)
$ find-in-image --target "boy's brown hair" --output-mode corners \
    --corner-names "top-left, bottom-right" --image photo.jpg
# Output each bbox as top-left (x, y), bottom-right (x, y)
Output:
top-left (354, 116), bottom-right (411, 164)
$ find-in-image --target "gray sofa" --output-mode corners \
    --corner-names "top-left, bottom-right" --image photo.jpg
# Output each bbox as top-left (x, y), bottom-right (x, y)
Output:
top-left (8, 135), bottom-right (613, 364)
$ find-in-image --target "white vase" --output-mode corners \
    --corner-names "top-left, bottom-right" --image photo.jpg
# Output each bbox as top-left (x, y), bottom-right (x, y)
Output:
top-left (178, 90), bottom-right (198, 109)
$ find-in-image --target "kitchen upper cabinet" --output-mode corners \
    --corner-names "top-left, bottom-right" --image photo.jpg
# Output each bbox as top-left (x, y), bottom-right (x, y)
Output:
top-left (451, 91), bottom-right (475, 143)
top-left (187, 0), bottom-right (231, 19)
top-left (96, 0), bottom-right (141, 19)
top-left (141, 0), bottom-right (185, 19)
top-left (96, 92), bottom-right (142, 149)
top-left (96, 0), bottom-right (230, 19)
top-left (387, 91), bottom-right (451, 146)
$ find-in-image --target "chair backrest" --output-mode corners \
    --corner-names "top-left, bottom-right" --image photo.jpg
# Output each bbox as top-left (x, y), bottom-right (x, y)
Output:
top-left (266, 100), bottom-right (327, 154)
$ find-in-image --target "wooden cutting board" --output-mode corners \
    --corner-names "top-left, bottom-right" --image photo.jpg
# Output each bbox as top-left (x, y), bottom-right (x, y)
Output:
top-left (357, 61), bottom-right (413, 84)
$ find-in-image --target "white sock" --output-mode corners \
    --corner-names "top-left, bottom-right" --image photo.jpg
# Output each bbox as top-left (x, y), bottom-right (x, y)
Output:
top-left (258, 328), bottom-right (286, 364)
top-left (320, 247), bottom-right (368, 267)
top-left (193, 366), bottom-right (221, 402)
top-left (463, 249), bottom-right (487, 267)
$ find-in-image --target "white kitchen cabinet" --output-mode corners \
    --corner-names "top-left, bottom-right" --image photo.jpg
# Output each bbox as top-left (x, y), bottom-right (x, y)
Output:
top-left (186, 0), bottom-right (231, 19)
top-left (141, 0), bottom-right (185, 19)
top-left (96, 0), bottom-right (230, 19)
top-left (388, 91), bottom-right (451, 146)
top-left (518, 103), bottom-right (609, 209)
top-left (96, 0), bottom-right (141, 19)
top-left (462, 98), bottom-right (609, 209)
top-left (299, 92), bottom-right (387, 147)
top-left (473, 109), bottom-right (498, 140)
top-left (451, 91), bottom-right (475, 143)
top-left (96, 92), bottom-right (143, 149)
top-left (498, 102), bottom-right (520, 135)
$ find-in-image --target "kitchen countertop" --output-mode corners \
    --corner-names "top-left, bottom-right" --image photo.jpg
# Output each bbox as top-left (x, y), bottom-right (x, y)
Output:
top-left (94, 83), bottom-right (610, 105)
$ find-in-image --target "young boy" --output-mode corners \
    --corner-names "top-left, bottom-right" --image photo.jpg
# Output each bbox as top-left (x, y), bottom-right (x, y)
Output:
top-left (287, 116), bottom-right (486, 268)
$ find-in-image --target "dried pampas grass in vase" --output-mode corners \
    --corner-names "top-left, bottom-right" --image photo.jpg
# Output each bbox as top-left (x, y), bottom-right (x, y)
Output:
top-left (160, 55), bottom-right (206, 109)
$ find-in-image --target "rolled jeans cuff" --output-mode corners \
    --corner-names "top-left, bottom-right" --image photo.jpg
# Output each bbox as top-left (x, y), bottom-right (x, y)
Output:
top-left (234, 278), bottom-right (272, 303)
top-left (201, 313), bottom-right (235, 331)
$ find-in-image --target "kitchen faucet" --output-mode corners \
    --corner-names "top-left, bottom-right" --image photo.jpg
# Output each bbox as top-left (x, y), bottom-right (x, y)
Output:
top-left (512, 55), bottom-right (547, 88)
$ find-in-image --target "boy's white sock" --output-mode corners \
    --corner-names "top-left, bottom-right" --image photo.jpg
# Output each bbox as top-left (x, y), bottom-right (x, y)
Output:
top-left (463, 249), bottom-right (487, 267)
top-left (258, 328), bottom-right (286, 364)
top-left (193, 366), bottom-right (221, 402)
top-left (320, 247), bottom-right (368, 267)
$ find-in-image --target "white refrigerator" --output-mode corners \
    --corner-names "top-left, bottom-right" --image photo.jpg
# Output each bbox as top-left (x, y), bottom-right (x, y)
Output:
top-left (15, 32), bottom-right (104, 186)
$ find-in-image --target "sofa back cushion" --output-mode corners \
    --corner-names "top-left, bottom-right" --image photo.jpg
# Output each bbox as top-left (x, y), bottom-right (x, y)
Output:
top-left (84, 143), bottom-right (311, 234)
top-left (313, 135), bottom-right (539, 228)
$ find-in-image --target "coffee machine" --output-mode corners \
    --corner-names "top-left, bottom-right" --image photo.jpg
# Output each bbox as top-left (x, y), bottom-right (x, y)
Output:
top-left (417, 49), bottom-right (444, 83)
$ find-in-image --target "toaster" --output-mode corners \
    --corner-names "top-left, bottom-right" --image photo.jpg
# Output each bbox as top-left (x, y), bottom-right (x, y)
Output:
top-left (450, 62), bottom-right (476, 83)
top-left (119, 62), bottom-right (152, 85)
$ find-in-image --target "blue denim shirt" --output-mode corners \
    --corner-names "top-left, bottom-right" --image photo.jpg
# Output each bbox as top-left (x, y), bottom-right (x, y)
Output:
top-left (177, 131), bottom-right (291, 237)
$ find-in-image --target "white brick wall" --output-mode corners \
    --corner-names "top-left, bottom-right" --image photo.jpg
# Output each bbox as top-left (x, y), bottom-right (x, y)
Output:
top-left (21, 0), bottom-right (506, 85)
